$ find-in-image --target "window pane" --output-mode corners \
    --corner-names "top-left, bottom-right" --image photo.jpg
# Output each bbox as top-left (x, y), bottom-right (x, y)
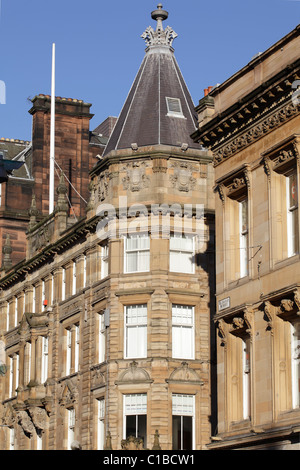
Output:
top-left (287, 173), bottom-right (299, 257)
top-left (126, 325), bottom-right (147, 358)
top-left (288, 173), bottom-right (298, 208)
top-left (183, 416), bottom-right (193, 450)
top-left (126, 305), bottom-right (147, 358)
top-left (126, 415), bottom-right (137, 439)
top-left (172, 394), bottom-right (194, 415)
top-left (138, 415), bottom-right (147, 448)
top-left (239, 199), bottom-right (249, 277)
top-left (126, 251), bottom-right (138, 272)
top-left (170, 235), bottom-right (194, 273)
top-left (172, 306), bottom-right (194, 359)
top-left (172, 415), bottom-right (181, 450)
top-left (125, 235), bottom-right (150, 273)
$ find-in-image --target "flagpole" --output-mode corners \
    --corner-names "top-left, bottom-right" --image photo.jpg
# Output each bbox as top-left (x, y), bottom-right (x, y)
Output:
top-left (49, 43), bottom-right (55, 214)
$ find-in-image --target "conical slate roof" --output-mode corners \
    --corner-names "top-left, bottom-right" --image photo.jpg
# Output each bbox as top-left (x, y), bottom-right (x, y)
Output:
top-left (103, 4), bottom-right (200, 156)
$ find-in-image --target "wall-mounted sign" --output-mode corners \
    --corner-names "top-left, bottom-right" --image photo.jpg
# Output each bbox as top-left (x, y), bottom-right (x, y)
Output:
top-left (218, 297), bottom-right (230, 311)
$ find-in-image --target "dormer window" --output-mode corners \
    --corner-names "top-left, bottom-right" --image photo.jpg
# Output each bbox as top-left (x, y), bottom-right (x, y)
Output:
top-left (166, 97), bottom-right (184, 118)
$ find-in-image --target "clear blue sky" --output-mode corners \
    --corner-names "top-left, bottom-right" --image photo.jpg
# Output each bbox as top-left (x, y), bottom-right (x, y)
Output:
top-left (0, 0), bottom-right (299, 141)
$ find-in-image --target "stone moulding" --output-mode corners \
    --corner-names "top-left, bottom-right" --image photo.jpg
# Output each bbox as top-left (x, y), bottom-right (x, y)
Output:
top-left (194, 61), bottom-right (300, 167)
top-left (213, 102), bottom-right (299, 166)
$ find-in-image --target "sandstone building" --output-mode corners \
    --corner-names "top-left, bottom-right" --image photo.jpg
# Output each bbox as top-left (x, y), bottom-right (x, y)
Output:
top-left (0, 5), bottom-right (214, 450)
top-left (193, 23), bottom-right (300, 449)
top-left (0, 97), bottom-right (114, 269)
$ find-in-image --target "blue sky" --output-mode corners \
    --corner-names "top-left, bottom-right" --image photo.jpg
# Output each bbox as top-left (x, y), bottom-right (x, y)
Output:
top-left (0, 0), bottom-right (299, 141)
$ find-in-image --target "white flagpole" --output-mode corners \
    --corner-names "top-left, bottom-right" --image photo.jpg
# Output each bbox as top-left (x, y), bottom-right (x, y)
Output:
top-left (49, 43), bottom-right (55, 214)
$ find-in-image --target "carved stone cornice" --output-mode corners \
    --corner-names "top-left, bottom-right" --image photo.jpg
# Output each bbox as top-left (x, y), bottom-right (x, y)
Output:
top-left (195, 64), bottom-right (300, 167)
top-left (213, 102), bottom-right (299, 166)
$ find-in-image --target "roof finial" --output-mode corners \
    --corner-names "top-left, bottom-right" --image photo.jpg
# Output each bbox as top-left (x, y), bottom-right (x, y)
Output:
top-left (142, 4), bottom-right (177, 49)
top-left (151, 4), bottom-right (168, 31)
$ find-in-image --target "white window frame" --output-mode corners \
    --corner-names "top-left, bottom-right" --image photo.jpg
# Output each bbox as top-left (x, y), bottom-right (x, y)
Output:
top-left (242, 336), bottom-right (251, 420)
top-left (169, 234), bottom-right (195, 274)
top-left (98, 313), bottom-right (106, 364)
top-left (172, 304), bottom-right (195, 360)
top-left (124, 304), bottom-right (147, 359)
top-left (9, 427), bottom-right (15, 450)
top-left (15, 353), bottom-right (19, 392)
top-left (6, 301), bottom-right (9, 331)
top-left (287, 171), bottom-right (299, 258)
top-left (62, 268), bottom-right (66, 301)
top-left (23, 291), bottom-right (26, 315)
top-left (239, 198), bottom-right (249, 278)
top-left (36, 432), bottom-right (43, 450)
top-left (14, 297), bottom-right (18, 328)
top-left (74, 324), bottom-right (80, 373)
top-left (32, 285), bottom-right (36, 313)
top-left (291, 321), bottom-right (300, 409)
top-left (101, 245), bottom-right (109, 279)
top-left (172, 394), bottom-right (195, 450)
top-left (42, 280), bottom-right (46, 310)
top-left (123, 394), bottom-right (147, 444)
top-left (41, 336), bottom-right (48, 383)
top-left (124, 234), bottom-right (150, 274)
top-left (166, 97), bottom-right (185, 118)
top-left (72, 261), bottom-right (77, 296)
top-left (66, 328), bottom-right (72, 376)
top-left (97, 398), bottom-right (105, 450)
top-left (26, 341), bottom-right (31, 385)
top-left (67, 408), bottom-right (75, 450)
top-left (51, 274), bottom-right (54, 305)
top-left (9, 353), bottom-right (20, 396)
top-left (83, 255), bottom-right (87, 288)
top-left (9, 356), bottom-right (13, 398)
